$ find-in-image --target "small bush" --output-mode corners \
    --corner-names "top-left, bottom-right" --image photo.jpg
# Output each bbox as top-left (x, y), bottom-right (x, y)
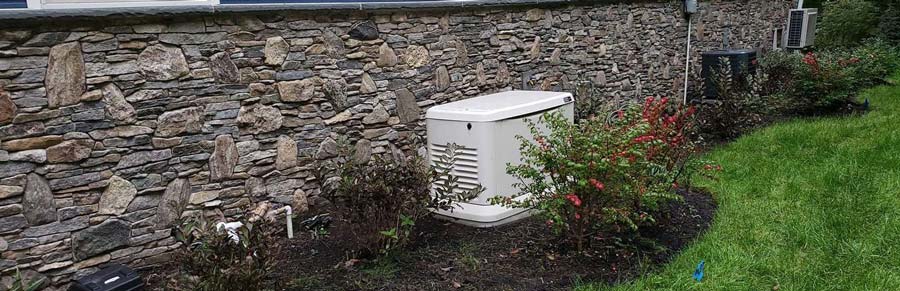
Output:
top-left (317, 142), bottom-right (480, 256)
top-left (696, 58), bottom-right (783, 140)
top-left (817, 0), bottom-right (881, 49)
top-left (493, 98), bottom-right (701, 251)
top-left (171, 215), bottom-right (276, 291)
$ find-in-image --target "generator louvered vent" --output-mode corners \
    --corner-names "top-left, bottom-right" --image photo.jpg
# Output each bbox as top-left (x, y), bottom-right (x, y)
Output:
top-left (430, 143), bottom-right (480, 193)
top-left (785, 8), bottom-right (818, 49)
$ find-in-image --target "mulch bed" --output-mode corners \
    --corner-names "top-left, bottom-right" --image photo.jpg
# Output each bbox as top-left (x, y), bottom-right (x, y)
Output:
top-left (142, 188), bottom-right (714, 290)
top-left (262, 188), bottom-right (716, 291)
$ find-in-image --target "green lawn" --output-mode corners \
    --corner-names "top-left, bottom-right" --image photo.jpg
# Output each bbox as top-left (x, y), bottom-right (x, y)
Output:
top-left (578, 73), bottom-right (900, 291)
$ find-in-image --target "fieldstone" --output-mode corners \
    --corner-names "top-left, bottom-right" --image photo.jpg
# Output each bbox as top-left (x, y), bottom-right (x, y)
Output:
top-left (116, 149), bottom-right (172, 169)
top-left (395, 88), bottom-right (421, 123)
top-left (526, 8), bottom-right (544, 21)
top-left (46, 139), bottom-right (93, 163)
top-left (81, 89), bottom-right (103, 101)
top-left (348, 21), bottom-right (379, 40)
top-left (0, 215), bottom-right (27, 233)
top-left (8, 149), bottom-right (46, 163)
top-left (550, 48), bottom-right (562, 65)
top-left (353, 139), bottom-right (372, 164)
top-left (376, 43), bottom-right (398, 67)
top-left (0, 162), bottom-right (34, 179)
top-left (209, 135), bottom-right (238, 181)
top-left (363, 104), bottom-right (389, 125)
top-left (138, 44), bottom-right (189, 81)
top-left (98, 176), bottom-right (137, 215)
top-left (322, 30), bottom-right (345, 58)
top-left (101, 83), bottom-right (136, 124)
top-left (0, 90), bottom-right (15, 124)
top-left (0, 204), bottom-right (22, 217)
top-left (292, 189), bottom-right (309, 213)
top-left (275, 135), bottom-right (297, 171)
top-left (264, 36), bottom-right (289, 66)
top-left (0, 185), bottom-right (23, 199)
top-left (455, 40), bottom-right (469, 66)
top-left (72, 219), bottom-right (130, 260)
top-left (3, 135), bottom-right (63, 152)
top-left (324, 110), bottom-right (352, 125)
top-left (316, 137), bottom-right (338, 159)
top-left (476, 62), bottom-right (487, 85)
top-left (324, 78), bottom-right (349, 111)
top-left (497, 61), bottom-right (510, 86)
top-left (158, 32), bottom-right (226, 45)
top-left (237, 16), bottom-right (266, 31)
top-left (23, 173), bottom-right (57, 225)
top-left (0, 237), bottom-right (6, 251)
top-left (157, 178), bottom-right (190, 229)
top-left (277, 77), bottom-right (323, 102)
top-left (403, 45), bottom-right (430, 68)
top-left (24, 32), bottom-right (70, 46)
top-left (208, 55), bottom-right (239, 84)
top-left (189, 190), bottom-right (218, 205)
top-left (156, 107), bottom-right (202, 137)
top-left (360, 73), bottom-right (377, 94)
top-left (88, 126), bottom-right (153, 140)
top-left (435, 66), bottom-right (450, 92)
top-left (236, 104), bottom-right (283, 134)
top-left (46, 42), bottom-right (86, 108)
top-left (529, 36), bottom-right (541, 60)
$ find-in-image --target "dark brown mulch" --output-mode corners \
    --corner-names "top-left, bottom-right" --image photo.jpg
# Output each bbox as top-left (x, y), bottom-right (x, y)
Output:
top-left (263, 188), bottom-right (716, 291)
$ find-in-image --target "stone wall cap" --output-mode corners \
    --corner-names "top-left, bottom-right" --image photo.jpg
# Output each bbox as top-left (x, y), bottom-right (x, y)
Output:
top-left (0, 0), bottom-right (599, 21)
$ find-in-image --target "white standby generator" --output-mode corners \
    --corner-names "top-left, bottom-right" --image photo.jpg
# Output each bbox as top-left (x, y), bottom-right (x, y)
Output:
top-left (425, 91), bottom-right (575, 227)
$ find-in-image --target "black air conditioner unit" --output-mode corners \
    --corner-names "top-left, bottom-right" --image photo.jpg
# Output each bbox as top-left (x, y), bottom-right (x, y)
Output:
top-left (700, 49), bottom-right (758, 98)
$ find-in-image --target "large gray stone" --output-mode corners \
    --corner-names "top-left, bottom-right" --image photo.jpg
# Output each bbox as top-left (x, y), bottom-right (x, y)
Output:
top-left (23, 173), bottom-right (57, 226)
top-left (101, 83), bottom-right (136, 124)
top-left (46, 42), bottom-right (86, 109)
top-left (138, 44), bottom-right (189, 81)
top-left (324, 78), bottom-right (348, 111)
top-left (353, 139), bottom-right (372, 164)
top-left (275, 135), bottom-right (297, 171)
top-left (362, 104), bottom-right (389, 125)
top-left (277, 77), bottom-right (323, 102)
top-left (0, 162), bottom-right (34, 179)
top-left (0, 215), bottom-right (27, 233)
top-left (316, 137), bottom-right (338, 159)
top-left (8, 149), bottom-right (46, 163)
top-left (236, 104), bottom-right (283, 134)
top-left (376, 43), bottom-right (398, 67)
top-left (322, 30), bottom-right (345, 58)
top-left (46, 139), bottom-right (93, 163)
top-left (395, 88), bottom-right (421, 123)
top-left (360, 73), bottom-right (377, 94)
top-left (98, 176), bottom-right (137, 215)
top-left (210, 52), bottom-right (240, 84)
top-left (348, 21), bottom-right (379, 41)
top-left (264, 36), bottom-right (289, 66)
top-left (24, 32), bottom-right (70, 46)
top-left (156, 178), bottom-right (190, 229)
top-left (72, 219), bottom-right (130, 261)
top-left (156, 107), bottom-right (202, 137)
top-left (435, 65), bottom-right (450, 92)
top-left (209, 135), bottom-right (238, 182)
top-left (0, 90), bottom-right (15, 125)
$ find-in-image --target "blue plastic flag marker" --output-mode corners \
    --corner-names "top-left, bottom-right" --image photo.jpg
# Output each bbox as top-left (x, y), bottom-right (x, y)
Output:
top-left (693, 260), bottom-right (705, 282)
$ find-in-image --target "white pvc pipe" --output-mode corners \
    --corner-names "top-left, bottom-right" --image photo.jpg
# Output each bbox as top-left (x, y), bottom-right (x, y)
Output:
top-left (284, 206), bottom-right (294, 239)
top-left (683, 14), bottom-right (693, 105)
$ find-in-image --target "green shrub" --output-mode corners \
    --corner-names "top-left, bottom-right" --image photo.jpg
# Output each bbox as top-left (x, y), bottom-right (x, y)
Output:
top-left (696, 58), bottom-right (786, 140)
top-left (171, 216), bottom-right (276, 291)
top-left (879, 2), bottom-right (900, 44)
top-left (492, 99), bottom-right (704, 252)
top-left (316, 142), bottom-right (480, 256)
top-left (817, 0), bottom-right (880, 49)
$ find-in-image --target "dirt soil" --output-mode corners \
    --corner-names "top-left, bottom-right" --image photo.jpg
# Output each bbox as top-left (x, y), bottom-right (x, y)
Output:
top-left (259, 188), bottom-right (716, 291)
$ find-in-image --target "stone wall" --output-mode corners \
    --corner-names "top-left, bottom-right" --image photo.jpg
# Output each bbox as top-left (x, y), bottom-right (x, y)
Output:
top-left (0, 0), bottom-right (792, 287)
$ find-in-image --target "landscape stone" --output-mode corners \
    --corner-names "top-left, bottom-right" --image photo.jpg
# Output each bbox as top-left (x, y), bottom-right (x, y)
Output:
top-left (1, 135), bottom-right (63, 151)
top-left (264, 36), bottom-right (289, 66)
top-left (101, 83), bottom-right (136, 124)
top-left (46, 139), bottom-right (93, 163)
top-left (156, 178), bottom-right (190, 229)
top-left (376, 43), bottom-right (398, 67)
top-left (72, 219), bottom-right (130, 260)
top-left (156, 107), bottom-right (202, 137)
top-left (98, 176), bottom-right (137, 215)
top-left (46, 42), bottom-right (86, 108)
top-left (316, 137), bottom-right (338, 159)
top-left (395, 88), bottom-right (421, 123)
top-left (209, 135), bottom-right (238, 181)
top-left (236, 104), bottom-right (283, 134)
top-left (23, 173), bottom-right (57, 225)
top-left (322, 30), bottom-right (345, 58)
top-left (324, 78), bottom-right (348, 110)
top-left (353, 139), bottom-right (372, 164)
top-left (0, 90), bottom-right (15, 124)
top-left (275, 135), bottom-right (298, 171)
top-left (292, 189), bottom-right (309, 213)
top-left (363, 104), bottom-right (389, 125)
top-left (360, 73), bottom-right (377, 94)
top-left (210, 52), bottom-right (240, 83)
top-left (435, 66), bottom-right (450, 92)
top-left (403, 45), bottom-right (430, 68)
top-left (277, 77), bottom-right (323, 102)
top-left (138, 44), bottom-right (189, 81)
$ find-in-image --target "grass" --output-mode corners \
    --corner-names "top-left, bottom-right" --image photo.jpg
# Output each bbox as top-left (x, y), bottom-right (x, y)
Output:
top-left (577, 72), bottom-right (900, 291)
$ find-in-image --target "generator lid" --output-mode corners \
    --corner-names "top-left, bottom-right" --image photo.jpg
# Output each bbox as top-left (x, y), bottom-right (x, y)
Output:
top-left (426, 91), bottom-right (573, 122)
